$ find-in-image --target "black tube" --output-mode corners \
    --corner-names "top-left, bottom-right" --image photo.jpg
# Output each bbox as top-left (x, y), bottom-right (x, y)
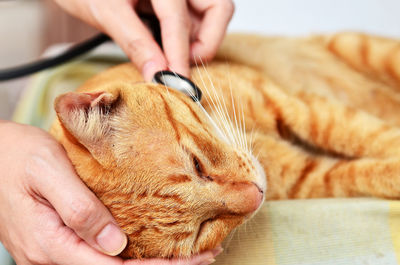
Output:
top-left (0, 14), bottom-right (162, 82)
top-left (0, 33), bottom-right (111, 81)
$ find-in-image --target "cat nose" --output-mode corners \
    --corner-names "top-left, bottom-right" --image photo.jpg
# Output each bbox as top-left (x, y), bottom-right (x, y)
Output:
top-left (223, 182), bottom-right (264, 215)
top-left (243, 183), bottom-right (264, 214)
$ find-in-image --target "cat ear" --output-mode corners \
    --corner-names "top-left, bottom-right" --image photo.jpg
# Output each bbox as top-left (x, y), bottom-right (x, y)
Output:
top-left (54, 91), bottom-right (120, 165)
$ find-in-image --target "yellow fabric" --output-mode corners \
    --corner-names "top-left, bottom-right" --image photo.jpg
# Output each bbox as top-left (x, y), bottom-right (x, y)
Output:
top-left (216, 199), bottom-right (398, 265)
top-left (389, 202), bottom-right (400, 264)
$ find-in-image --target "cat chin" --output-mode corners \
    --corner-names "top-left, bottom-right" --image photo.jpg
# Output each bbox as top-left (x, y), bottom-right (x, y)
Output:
top-left (191, 215), bottom-right (242, 255)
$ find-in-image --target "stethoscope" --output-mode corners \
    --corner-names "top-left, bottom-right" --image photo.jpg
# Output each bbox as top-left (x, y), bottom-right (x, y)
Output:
top-left (0, 15), bottom-right (202, 102)
top-left (152, 71), bottom-right (202, 102)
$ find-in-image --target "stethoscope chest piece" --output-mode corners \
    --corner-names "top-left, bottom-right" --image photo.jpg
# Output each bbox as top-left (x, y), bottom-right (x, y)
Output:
top-left (153, 70), bottom-right (202, 102)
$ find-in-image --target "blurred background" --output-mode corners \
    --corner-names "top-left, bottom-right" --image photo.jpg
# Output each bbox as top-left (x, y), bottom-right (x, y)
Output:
top-left (1, 0), bottom-right (400, 120)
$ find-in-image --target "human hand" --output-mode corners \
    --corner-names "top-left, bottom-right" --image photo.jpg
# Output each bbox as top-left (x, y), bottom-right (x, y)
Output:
top-left (0, 121), bottom-right (221, 265)
top-left (53, 0), bottom-right (234, 81)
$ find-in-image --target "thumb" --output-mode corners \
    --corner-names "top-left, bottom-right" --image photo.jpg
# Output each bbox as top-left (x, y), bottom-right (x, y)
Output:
top-left (27, 147), bottom-right (127, 256)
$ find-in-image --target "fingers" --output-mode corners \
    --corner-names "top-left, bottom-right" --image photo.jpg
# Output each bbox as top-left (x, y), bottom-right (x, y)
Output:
top-left (53, 0), bottom-right (233, 81)
top-left (26, 144), bottom-right (127, 256)
top-left (189, 0), bottom-right (234, 61)
top-left (50, 225), bottom-right (125, 265)
top-left (151, 0), bottom-right (191, 77)
top-left (21, 201), bottom-right (124, 265)
top-left (91, 1), bottom-right (168, 81)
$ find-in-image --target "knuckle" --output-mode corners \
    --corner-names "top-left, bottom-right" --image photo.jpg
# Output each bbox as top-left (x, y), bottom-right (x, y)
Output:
top-left (24, 142), bottom-right (67, 185)
top-left (162, 15), bottom-right (191, 35)
top-left (32, 139), bottom-right (63, 162)
top-left (65, 199), bottom-right (97, 230)
top-left (126, 38), bottom-right (145, 54)
top-left (125, 38), bottom-right (153, 64)
top-left (25, 147), bottom-right (58, 180)
top-left (37, 145), bottom-right (60, 160)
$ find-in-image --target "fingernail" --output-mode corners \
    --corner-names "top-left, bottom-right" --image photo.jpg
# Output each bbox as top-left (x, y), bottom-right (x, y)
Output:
top-left (199, 258), bottom-right (216, 265)
top-left (96, 223), bottom-right (127, 256)
top-left (143, 60), bottom-right (159, 82)
top-left (212, 246), bottom-right (223, 256)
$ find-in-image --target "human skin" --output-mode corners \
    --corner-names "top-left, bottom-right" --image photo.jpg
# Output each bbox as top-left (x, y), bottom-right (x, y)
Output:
top-left (52, 0), bottom-right (235, 80)
top-left (0, 121), bottom-right (222, 264)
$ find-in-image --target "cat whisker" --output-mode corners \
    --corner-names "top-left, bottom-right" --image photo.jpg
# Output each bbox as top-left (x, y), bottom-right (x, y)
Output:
top-left (246, 216), bottom-right (258, 235)
top-left (226, 62), bottom-right (249, 152)
top-left (222, 226), bottom-right (237, 252)
top-left (197, 57), bottom-right (240, 148)
top-left (168, 63), bottom-right (227, 143)
top-left (248, 126), bottom-right (256, 154)
top-left (228, 74), bottom-right (241, 149)
top-left (201, 84), bottom-right (234, 144)
top-left (220, 82), bottom-right (244, 150)
top-left (236, 97), bottom-right (245, 150)
top-left (255, 148), bottom-right (262, 160)
top-left (159, 71), bottom-right (171, 98)
top-left (228, 77), bottom-right (245, 149)
top-left (193, 58), bottom-right (231, 144)
top-left (195, 59), bottom-right (229, 133)
top-left (241, 103), bottom-right (248, 152)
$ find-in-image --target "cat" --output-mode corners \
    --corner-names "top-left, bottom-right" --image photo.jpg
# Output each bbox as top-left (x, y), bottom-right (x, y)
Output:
top-left (50, 32), bottom-right (400, 259)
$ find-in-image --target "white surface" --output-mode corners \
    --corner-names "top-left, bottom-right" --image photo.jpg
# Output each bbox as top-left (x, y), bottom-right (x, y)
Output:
top-left (0, 1), bottom-right (44, 67)
top-left (0, 0), bottom-right (44, 120)
top-left (229, 0), bottom-right (400, 37)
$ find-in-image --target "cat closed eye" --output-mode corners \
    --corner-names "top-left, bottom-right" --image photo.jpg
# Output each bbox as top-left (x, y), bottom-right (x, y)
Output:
top-left (193, 155), bottom-right (203, 176)
top-left (193, 156), bottom-right (214, 182)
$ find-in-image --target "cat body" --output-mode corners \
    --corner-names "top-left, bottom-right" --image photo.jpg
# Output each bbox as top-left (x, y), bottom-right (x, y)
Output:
top-left (50, 33), bottom-right (400, 258)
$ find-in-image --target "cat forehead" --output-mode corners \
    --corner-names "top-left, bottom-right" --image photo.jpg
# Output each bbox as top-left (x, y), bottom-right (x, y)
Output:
top-left (117, 83), bottom-right (210, 126)
top-left (110, 83), bottom-right (233, 162)
top-left (121, 83), bottom-right (189, 101)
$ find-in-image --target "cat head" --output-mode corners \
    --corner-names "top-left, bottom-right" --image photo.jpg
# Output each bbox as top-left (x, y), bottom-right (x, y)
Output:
top-left (54, 79), bottom-right (266, 258)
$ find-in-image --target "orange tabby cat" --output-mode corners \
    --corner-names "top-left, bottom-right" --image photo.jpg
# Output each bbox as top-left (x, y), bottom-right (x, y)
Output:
top-left (50, 32), bottom-right (400, 258)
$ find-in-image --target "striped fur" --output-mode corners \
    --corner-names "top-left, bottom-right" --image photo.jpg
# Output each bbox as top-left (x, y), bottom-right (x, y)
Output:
top-left (215, 33), bottom-right (400, 200)
top-left (50, 32), bottom-right (400, 258)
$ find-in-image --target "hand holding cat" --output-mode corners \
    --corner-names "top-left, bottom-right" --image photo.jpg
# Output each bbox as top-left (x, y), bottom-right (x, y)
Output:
top-left (0, 121), bottom-right (220, 265)
top-left (52, 0), bottom-right (234, 81)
